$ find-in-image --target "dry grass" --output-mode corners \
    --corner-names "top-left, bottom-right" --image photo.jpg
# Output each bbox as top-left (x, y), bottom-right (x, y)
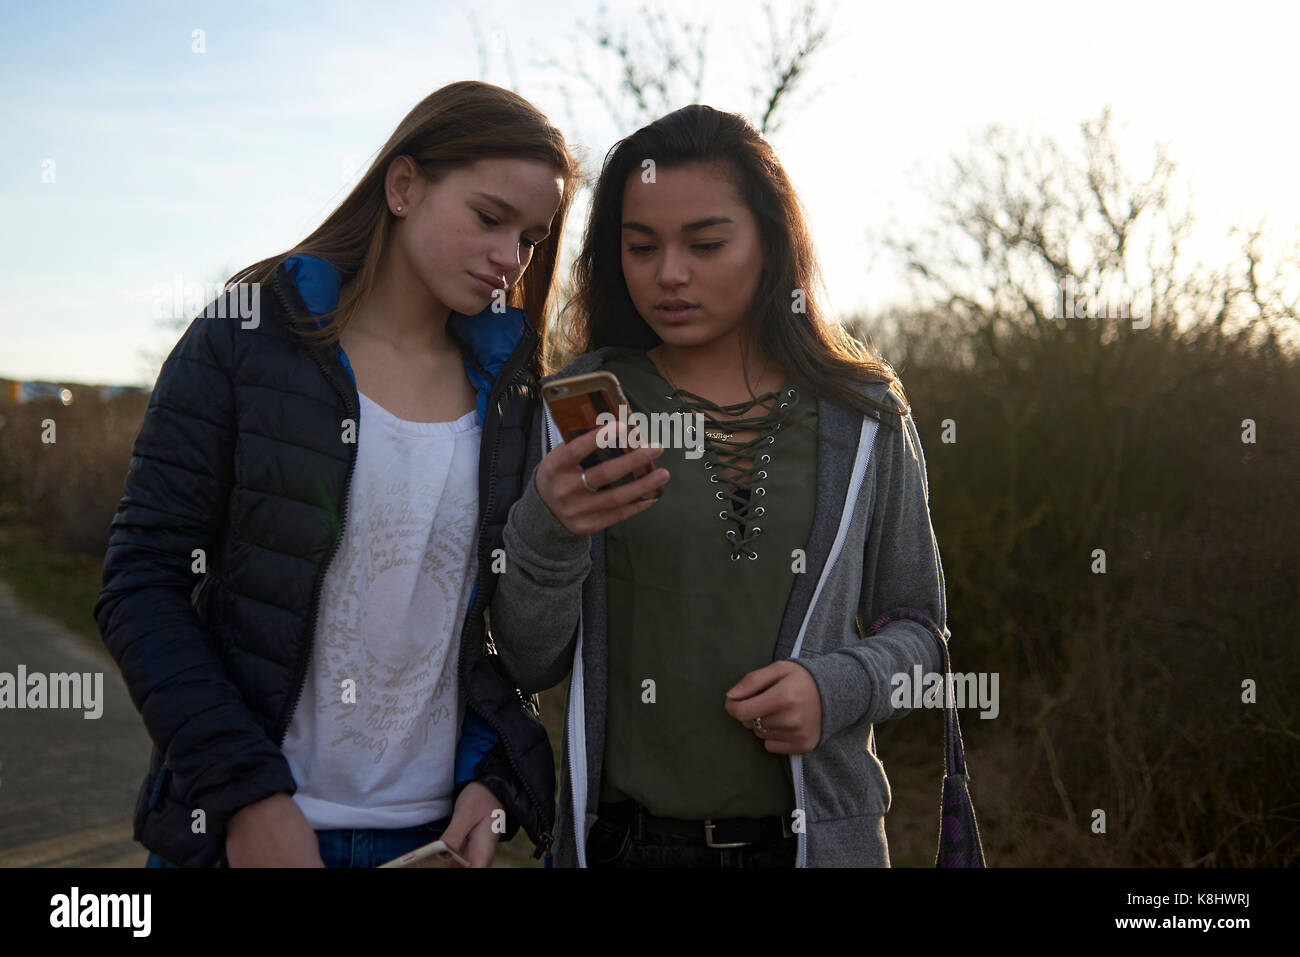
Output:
top-left (1, 313), bottom-right (1296, 866)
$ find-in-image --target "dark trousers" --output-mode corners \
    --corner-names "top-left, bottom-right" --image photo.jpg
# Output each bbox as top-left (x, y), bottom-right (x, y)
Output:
top-left (587, 801), bottom-right (797, 868)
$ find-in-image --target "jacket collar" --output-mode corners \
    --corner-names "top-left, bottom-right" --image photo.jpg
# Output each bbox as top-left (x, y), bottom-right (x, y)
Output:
top-left (280, 253), bottom-right (536, 426)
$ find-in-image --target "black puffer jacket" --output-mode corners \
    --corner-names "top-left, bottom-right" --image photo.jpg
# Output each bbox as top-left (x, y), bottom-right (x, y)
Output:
top-left (94, 254), bottom-right (556, 866)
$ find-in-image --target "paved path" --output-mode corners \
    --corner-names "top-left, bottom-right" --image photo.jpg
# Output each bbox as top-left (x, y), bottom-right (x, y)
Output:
top-left (0, 581), bottom-right (541, 868)
top-left (0, 580), bottom-right (150, 867)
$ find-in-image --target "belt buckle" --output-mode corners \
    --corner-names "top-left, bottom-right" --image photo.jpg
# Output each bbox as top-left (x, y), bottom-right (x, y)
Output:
top-left (704, 819), bottom-right (752, 849)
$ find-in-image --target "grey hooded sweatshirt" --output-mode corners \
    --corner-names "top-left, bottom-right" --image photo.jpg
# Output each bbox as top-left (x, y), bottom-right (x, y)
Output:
top-left (489, 348), bottom-right (949, 867)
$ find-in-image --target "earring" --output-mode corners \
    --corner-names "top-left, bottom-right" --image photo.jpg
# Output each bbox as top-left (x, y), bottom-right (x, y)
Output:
top-left (395, 205), bottom-right (403, 213)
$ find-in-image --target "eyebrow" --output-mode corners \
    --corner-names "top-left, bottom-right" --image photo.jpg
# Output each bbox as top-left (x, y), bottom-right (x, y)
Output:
top-left (621, 216), bottom-right (735, 235)
top-left (473, 192), bottom-right (551, 239)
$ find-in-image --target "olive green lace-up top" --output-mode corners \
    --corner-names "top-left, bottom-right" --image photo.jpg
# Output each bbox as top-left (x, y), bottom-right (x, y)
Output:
top-left (598, 348), bottom-right (819, 819)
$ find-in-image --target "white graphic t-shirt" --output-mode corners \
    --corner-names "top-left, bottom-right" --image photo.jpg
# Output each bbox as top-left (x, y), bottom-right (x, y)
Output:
top-left (282, 392), bottom-right (481, 830)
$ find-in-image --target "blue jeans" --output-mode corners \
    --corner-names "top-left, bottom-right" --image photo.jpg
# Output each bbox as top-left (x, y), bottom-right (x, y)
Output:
top-left (145, 816), bottom-right (452, 868)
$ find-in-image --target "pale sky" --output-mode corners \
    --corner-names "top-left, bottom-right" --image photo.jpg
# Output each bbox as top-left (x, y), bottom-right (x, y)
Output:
top-left (2, 0), bottom-right (1297, 385)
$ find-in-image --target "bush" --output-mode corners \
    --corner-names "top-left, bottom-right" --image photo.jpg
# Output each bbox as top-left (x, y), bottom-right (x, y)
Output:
top-left (0, 392), bottom-right (150, 555)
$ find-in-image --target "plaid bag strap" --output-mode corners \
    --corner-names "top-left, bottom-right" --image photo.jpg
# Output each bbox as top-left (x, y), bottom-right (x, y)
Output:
top-left (864, 608), bottom-right (988, 867)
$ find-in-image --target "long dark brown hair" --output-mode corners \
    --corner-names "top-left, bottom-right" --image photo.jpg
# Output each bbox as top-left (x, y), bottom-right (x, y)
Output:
top-left (226, 81), bottom-right (581, 379)
top-left (564, 104), bottom-right (907, 423)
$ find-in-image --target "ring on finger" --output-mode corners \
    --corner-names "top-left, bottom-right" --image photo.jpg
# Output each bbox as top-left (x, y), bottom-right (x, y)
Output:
top-left (752, 717), bottom-right (769, 735)
top-left (580, 471), bottom-right (598, 493)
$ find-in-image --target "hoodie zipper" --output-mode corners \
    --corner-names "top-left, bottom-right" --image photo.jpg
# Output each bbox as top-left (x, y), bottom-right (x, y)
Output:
top-left (270, 269), bottom-right (358, 748)
top-left (787, 412), bottom-right (879, 867)
top-left (565, 637), bottom-right (586, 866)
top-left (458, 326), bottom-right (555, 857)
top-left (540, 403), bottom-right (589, 867)
top-left (542, 376), bottom-right (879, 866)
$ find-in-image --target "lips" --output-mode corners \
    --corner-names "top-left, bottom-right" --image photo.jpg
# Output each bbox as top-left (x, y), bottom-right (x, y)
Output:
top-left (655, 303), bottom-right (698, 323)
top-left (470, 272), bottom-right (505, 293)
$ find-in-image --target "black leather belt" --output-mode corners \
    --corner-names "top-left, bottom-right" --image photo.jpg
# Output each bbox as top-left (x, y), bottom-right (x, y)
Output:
top-left (598, 800), bottom-right (794, 849)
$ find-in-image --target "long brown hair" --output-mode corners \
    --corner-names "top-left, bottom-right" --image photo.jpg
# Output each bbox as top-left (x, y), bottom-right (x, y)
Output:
top-left (226, 81), bottom-right (581, 378)
top-left (565, 104), bottom-right (907, 423)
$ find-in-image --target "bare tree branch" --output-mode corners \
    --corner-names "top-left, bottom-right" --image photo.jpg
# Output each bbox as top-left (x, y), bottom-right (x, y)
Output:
top-left (751, 0), bottom-right (833, 134)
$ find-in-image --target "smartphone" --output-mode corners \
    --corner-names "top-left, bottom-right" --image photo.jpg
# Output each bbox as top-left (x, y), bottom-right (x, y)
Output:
top-left (378, 839), bottom-right (472, 869)
top-left (541, 371), bottom-right (661, 497)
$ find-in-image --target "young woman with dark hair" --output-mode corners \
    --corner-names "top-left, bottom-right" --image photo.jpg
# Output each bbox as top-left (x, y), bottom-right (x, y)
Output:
top-left (490, 104), bottom-right (951, 867)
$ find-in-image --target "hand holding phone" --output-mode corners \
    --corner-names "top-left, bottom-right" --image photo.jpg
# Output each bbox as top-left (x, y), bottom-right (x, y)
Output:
top-left (537, 371), bottom-right (670, 536)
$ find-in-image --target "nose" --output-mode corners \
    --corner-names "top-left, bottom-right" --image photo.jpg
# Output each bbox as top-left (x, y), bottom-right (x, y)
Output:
top-left (487, 239), bottom-right (522, 280)
top-left (656, 243), bottom-right (689, 288)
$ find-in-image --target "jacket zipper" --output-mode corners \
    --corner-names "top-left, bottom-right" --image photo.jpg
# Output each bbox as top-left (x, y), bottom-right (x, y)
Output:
top-left (458, 326), bottom-right (555, 857)
top-left (269, 269), bottom-right (359, 748)
top-left (268, 267), bottom-right (550, 850)
top-left (256, 270), bottom-right (550, 851)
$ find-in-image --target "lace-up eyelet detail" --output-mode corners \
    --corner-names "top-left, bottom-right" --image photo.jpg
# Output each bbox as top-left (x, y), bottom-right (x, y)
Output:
top-left (660, 378), bottom-right (806, 557)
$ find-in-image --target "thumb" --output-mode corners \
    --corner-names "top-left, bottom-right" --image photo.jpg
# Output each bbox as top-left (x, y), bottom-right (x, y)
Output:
top-left (465, 817), bottom-right (498, 868)
top-left (440, 797), bottom-right (472, 855)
